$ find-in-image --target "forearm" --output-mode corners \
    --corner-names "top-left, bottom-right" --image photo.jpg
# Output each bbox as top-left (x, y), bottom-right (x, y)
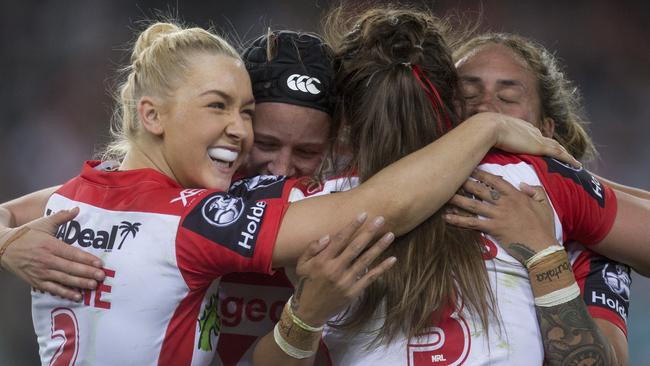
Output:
top-left (596, 174), bottom-right (650, 200)
top-left (274, 116), bottom-right (498, 266)
top-left (536, 297), bottom-right (617, 366)
top-left (1, 186), bottom-right (60, 227)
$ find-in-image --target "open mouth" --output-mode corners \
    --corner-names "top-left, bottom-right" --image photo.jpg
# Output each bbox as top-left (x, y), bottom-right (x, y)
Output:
top-left (208, 147), bottom-right (239, 169)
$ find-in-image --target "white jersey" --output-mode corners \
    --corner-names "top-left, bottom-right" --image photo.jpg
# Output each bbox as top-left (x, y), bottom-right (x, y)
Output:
top-left (31, 162), bottom-right (295, 366)
top-left (288, 151), bottom-right (617, 366)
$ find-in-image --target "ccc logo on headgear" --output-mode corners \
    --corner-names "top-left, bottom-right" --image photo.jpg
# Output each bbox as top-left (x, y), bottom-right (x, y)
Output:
top-left (286, 74), bottom-right (321, 95)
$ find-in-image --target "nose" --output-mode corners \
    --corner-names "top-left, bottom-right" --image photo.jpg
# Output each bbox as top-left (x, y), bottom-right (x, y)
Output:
top-left (474, 94), bottom-right (499, 114)
top-left (225, 113), bottom-right (250, 142)
top-left (267, 149), bottom-right (296, 177)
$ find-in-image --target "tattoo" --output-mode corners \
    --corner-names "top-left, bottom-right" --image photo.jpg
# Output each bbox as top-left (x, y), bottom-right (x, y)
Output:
top-left (490, 189), bottom-right (501, 201)
top-left (535, 296), bottom-right (614, 366)
top-left (504, 242), bottom-right (536, 264)
top-left (534, 262), bottom-right (572, 283)
top-left (292, 277), bottom-right (307, 312)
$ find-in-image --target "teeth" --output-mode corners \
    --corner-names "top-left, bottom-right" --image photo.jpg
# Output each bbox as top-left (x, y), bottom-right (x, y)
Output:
top-left (208, 148), bottom-right (238, 163)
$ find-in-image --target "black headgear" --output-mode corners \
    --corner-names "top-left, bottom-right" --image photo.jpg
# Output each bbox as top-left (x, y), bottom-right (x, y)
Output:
top-left (243, 31), bottom-right (336, 116)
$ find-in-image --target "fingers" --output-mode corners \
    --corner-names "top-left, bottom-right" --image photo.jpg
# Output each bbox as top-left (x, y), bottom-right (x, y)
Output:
top-left (29, 207), bottom-right (79, 234)
top-left (519, 183), bottom-right (549, 204)
top-left (349, 256), bottom-right (397, 295)
top-left (337, 216), bottom-right (386, 266)
top-left (449, 194), bottom-right (495, 218)
top-left (53, 243), bottom-right (104, 271)
top-left (542, 138), bottom-right (581, 169)
top-left (297, 235), bottom-right (331, 268)
top-left (45, 253), bottom-right (105, 284)
top-left (471, 170), bottom-right (517, 197)
top-left (347, 232), bottom-right (395, 281)
top-left (325, 212), bottom-right (368, 257)
top-left (443, 212), bottom-right (489, 232)
top-left (38, 281), bottom-right (83, 302)
top-left (43, 267), bottom-right (98, 290)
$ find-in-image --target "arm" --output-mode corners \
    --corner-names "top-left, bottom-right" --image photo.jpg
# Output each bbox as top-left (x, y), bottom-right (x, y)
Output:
top-left (0, 186), bottom-right (104, 301)
top-left (254, 214), bottom-right (396, 365)
top-left (444, 170), bottom-right (622, 365)
top-left (591, 190), bottom-right (650, 276)
top-left (595, 174), bottom-right (650, 200)
top-left (272, 112), bottom-right (577, 267)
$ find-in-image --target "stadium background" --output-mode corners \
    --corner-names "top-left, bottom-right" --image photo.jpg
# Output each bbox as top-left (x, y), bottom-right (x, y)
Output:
top-left (0, 0), bottom-right (647, 364)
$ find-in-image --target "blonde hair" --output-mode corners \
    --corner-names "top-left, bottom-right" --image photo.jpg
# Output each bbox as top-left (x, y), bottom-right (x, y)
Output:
top-left (102, 21), bottom-right (240, 160)
top-left (454, 33), bottom-right (597, 162)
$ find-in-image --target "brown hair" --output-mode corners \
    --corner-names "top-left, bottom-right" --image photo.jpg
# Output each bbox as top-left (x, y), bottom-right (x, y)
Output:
top-left (323, 5), bottom-right (496, 345)
top-left (453, 33), bottom-right (597, 161)
top-left (102, 21), bottom-right (240, 160)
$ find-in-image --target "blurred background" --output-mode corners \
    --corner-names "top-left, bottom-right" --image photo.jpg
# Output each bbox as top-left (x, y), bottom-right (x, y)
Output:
top-left (0, 0), bottom-right (647, 364)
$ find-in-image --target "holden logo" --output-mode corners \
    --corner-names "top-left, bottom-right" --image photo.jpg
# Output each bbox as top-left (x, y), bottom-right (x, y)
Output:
top-left (286, 74), bottom-right (321, 95)
top-left (602, 263), bottom-right (631, 302)
top-left (202, 195), bottom-right (245, 227)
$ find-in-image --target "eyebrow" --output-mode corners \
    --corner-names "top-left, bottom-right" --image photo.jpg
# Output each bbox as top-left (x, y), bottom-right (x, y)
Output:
top-left (460, 75), bottom-right (526, 90)
top-left (199, 89), bottom-right (255, 106)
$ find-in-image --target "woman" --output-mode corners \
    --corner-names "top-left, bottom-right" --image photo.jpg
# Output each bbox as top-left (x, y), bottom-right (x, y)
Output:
top-left (0, 20), bottom-right (566, 365)
top-left (253, 6), bottom-right (649, 366)
top-left (449, 32), bottom-right (644, 365)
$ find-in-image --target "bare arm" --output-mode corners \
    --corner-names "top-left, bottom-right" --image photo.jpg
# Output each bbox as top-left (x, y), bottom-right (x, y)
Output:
top-left (591, 190), bottom-right (650, 277)
top-left (272, 112), bottom-right (576, 267)
top-left (595, 174), bottom-right (650, 200)
top-left (0, 186), bottom-right (104, 300)
top-left (445, 171), bottom-right (623, 365)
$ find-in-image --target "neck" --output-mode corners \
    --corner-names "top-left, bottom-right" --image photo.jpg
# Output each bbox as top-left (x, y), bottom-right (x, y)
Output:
top-left (120, 139), bottom-right (179, 184)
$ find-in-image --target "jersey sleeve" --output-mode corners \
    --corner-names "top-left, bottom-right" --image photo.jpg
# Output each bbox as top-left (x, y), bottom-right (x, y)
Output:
top-left (175, 175), bottom-right (298, 289)
top-left (528, 156), bottom-right (617, 245)
top-left (571, 247), bottom-right (631, 337)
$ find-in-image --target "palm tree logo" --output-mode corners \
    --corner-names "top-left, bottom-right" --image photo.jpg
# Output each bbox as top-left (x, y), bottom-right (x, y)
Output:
top-left (117, 221), bottom-right (141, 249)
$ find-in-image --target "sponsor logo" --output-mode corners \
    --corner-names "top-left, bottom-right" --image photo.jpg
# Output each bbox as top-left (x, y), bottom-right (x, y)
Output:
top-left (202, 195), bottom-right (245, 227)
top-left (170, 189), bottom-right (206, 207)
top-left (591, 291), bottom-right (627, 320)
top-left (48, 209), bottom-right (141, 250)
top-left (602, 263), bottom-right (631, 301)
top-left (407, 312), bottom-right (471, 366)
top-left (238, 201), bottom-right (267, 251)
top-left (286, 74), bottom-right (321, 95)
top-left (198, 292), bottom-right (221, 352)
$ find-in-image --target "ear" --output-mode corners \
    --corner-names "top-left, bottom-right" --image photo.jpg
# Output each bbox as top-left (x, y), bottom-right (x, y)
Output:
top-left (540, 117), bottom-right (555, 138)
top-left (137, 96), bottom-right (164, 136)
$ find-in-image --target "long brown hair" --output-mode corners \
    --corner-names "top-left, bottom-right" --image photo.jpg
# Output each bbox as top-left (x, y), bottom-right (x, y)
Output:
top-left (323, 5), bottom-right (496, 345)
top-left (453, 33), bottom-right (597, 162)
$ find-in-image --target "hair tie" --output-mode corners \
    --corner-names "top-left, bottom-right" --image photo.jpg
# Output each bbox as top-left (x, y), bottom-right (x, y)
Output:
top-left (411, 65), bottom-right (453, 132)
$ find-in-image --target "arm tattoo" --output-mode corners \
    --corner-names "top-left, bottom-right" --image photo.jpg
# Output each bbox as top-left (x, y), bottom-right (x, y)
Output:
top-left (535, 296), bottom-right (615, 366)
top-left (503, 242), bottom-right (536, 264)
top-left (291, 277), bottom-right (307, 312)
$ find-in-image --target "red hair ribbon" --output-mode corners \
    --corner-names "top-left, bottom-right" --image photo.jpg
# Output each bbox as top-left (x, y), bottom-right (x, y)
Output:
top-left (411, 65), bottom-right (453, 132)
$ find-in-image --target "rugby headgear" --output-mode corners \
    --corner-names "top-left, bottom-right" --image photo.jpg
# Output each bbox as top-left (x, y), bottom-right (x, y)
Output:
top-left (243, 31), bottom-right (336, 116)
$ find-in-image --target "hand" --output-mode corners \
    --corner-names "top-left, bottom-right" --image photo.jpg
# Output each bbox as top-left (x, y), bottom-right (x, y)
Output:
top-left (0, 208), bottom-right (105, 301)
top-left (443, 170), bottom-right (558, 264)
top-left (290, 213), bottom-right (396, 326)
top-left (468, 112), bottom-right (581, 169)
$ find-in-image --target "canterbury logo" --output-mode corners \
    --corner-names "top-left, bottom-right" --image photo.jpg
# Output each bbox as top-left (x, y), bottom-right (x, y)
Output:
top-left (286, 74), bottom-right (321, 95)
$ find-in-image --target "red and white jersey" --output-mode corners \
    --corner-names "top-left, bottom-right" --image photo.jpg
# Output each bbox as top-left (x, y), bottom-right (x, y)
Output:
top-left (289, 151), bottom-right (619, 366)
top-left (214, 177), bottom-right (359, 366)
top-left (31, 162), bottom-right (295, 366)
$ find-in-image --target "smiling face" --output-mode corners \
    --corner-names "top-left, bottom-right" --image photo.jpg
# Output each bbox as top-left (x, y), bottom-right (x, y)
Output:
top-left (455, 43), bottom-right (553, 136)
top-left (244, 102), bottom-right (331, 177)
top-left (159, 53), bottom-right (254, 190)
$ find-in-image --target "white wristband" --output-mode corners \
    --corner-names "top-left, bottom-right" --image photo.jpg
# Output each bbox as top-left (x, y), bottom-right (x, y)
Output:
top-left (273, 323), bottom-right (316, 359)
top-left (525, 245), bottom-right (564, 269)
top-left (534, 282), bottom-right (580, 307)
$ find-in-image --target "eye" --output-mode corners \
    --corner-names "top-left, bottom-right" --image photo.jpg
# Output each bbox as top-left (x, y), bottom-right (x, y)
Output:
top-left (242, 108), bottom-right (255, 119)
top-left (254, 140), bottom-right (279, 151)
top-left (498, 95), bottom-right (518, 104)
top-left (208, 101), bottom-right (226, 110)
top-left (296, 149), bottom-right (322, 159)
